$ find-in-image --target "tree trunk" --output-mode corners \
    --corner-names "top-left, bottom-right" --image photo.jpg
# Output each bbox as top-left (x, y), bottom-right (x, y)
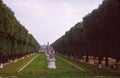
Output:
top-left (105, 56), bottom-right (109, 67)
top-left (0, 56), bottom-right (3, 68)
top-left (98, 56), bottom-right (102, 68)
top-left (86, 55), bottom-right (89, 62)
top-left (94, 56), bottom-right (96, 64)
top-left (80, 55), bottom-right (83, 62)
top-left (116, 57), bottom-right (119, 63)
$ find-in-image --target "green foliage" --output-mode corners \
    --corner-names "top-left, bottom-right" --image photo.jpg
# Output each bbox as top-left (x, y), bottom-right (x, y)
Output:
top-left (52, 0), bottom-right (120, 65)
top-left (83, 0), bottom-right (120, 58)
top-left (52, 22), bottom-right (87, 57)
top-left (0, 0), bottom-right (40, 63)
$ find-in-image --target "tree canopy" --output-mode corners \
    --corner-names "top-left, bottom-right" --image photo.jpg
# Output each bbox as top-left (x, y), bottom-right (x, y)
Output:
top-left (0, 0), bottom-right (40, 64)
top-left (52, 0), bottom-right (120, 67)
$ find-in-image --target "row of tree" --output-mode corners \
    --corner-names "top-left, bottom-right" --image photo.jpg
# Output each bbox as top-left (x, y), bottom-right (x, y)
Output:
top-left (0, 0), bottom-right (40, 67)
top-left (52, 0), bottom-right (120, 67)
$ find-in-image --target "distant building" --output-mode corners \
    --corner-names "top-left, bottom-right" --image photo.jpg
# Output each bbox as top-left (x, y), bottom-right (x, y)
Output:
top-left (41, 45), bottom-right (47, 52)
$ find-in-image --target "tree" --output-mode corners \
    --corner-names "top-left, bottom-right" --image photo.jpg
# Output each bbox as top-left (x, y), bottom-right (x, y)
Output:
top-left (0, 0), bottom-right (40, 68)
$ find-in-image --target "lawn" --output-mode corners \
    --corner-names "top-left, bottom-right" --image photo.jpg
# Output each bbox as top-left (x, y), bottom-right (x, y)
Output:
top-left (59, 54), bottom-right (120, 76)
top-left (0, 53), bottom-right (120, 78)
top-left (21, 53), bottom-right (82, 75)
top-left (0, 53), bottom-right (37, 75)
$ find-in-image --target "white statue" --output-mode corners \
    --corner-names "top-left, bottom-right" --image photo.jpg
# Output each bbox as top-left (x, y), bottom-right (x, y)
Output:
top-left (45, 43), bottom-right (56, 69)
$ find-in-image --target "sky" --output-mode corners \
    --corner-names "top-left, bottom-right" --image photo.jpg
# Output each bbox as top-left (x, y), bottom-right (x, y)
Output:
top-left (3, 0), bottom-right (103, 45)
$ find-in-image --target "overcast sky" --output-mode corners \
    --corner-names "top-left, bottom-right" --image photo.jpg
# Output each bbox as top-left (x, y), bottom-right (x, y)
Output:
top-left (3, 0), bottom-right (103, 45)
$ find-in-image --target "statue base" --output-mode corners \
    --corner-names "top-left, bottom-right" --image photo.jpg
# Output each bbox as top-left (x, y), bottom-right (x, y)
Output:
top-left (0, 64), bottom-right (3, 68)
top-left (48, 58), bottom-right (56, 69)
top-left (98, 64), bottom-right (102, 68)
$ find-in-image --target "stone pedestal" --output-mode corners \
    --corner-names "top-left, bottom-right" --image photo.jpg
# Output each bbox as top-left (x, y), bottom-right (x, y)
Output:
top-left (22, 57), bottom-right (25, 59)
top-left (15, 59), bottom-right (18, 62)
top-left (48, 58), bottom-right (56, 69)
top-left (98, 64), bottom-right (102, 68)
top-left (0, 64), bottom-right (3, 68)
top-left (80, 59), bottom-right (83, 62)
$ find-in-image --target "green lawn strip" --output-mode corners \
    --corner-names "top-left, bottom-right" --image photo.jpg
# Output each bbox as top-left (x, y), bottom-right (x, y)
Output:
top-left (56, 55), bottom-right (90, 71)
top-left (15, 54), bottom-right (37, 72)
top-left (0, 53), bottom-right (37, 75)
top-left (16, 75), bottom-right (120, 78)
top-left (58, 54), bottom-right (120, 76)
top-left (0, 53), bottom-right (120, 77)
top-left (20, 53), bottom-right (47, 75)
top-left (74, 61), bottom-right (120, 76)
top-left (21, 53), bottom-right (82, 75)
top-left (54, 55), bottom-right (82, 75)
top-left (56, 55), bottom-right (86, 72)
top-left (0, 74), bottom-right (120, 78)
top-left (1, 75), bottom-right (120, 78)
top-left (18, 54), bottom-right (39, 72)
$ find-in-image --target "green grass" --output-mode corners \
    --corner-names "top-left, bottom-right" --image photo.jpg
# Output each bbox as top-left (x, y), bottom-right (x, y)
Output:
top-left (21, 53), bottom-right (82, 75)
top-left (0, 53), bottom-right (37, 75)
top-left (0, 53), bottom-right (120, 78)
top-left (59, 54), bottom-right (120, 76)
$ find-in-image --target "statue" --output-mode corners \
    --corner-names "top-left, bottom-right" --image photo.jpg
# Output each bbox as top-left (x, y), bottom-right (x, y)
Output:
top-left (45, 43), bottom-right (56, 69)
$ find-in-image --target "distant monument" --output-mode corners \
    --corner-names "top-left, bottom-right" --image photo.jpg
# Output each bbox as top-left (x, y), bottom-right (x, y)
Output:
top-left (45, 42), bottom-right (56, 69)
